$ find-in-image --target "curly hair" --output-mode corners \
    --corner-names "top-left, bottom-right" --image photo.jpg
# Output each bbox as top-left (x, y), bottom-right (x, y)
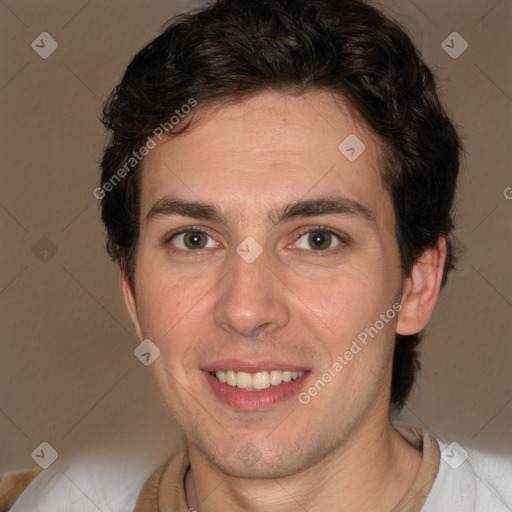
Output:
top-left (99, 0), bottom-right (461, 410)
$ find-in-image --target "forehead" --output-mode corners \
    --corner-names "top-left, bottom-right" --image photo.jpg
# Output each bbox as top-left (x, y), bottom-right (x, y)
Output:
top-left (139, 90), bottom-right (390, 222)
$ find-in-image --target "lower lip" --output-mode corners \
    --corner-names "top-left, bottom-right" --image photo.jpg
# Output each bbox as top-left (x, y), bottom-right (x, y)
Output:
top-left (204, 371), bottom-right (310, 411)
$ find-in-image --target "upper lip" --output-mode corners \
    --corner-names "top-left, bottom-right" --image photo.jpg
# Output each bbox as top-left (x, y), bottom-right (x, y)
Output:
top-left (202, 359), bottom-right (310, 373)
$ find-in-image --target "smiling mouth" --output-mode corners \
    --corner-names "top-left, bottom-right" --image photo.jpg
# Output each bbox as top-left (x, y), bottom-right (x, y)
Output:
top-left (210, 370), bottom-right (305, 391)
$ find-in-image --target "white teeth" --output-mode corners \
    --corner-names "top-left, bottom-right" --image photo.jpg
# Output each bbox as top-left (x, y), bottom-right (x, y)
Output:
top-left (214, 369), bottom-right (304, 390)
top-left (253, 371), bottom-right (270, 390)
top-left (236, 371), bottom-right (253, 389)
top-left (269, 370), bottom-right (283, 386)
top-left (227, 370), bottom-right (237, 387)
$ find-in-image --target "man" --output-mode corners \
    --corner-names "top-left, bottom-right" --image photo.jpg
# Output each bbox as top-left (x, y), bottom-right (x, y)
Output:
top-left (6, 0), bottom-right (511, 511)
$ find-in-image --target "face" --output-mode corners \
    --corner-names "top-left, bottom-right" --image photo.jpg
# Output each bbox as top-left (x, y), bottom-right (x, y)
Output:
top-left (124, 90), bottom-right (407, 478)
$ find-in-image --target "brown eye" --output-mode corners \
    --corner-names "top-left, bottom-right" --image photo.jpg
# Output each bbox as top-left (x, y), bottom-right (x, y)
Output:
top-left (169, 230), bottom-right (216, 251)
top-left (183, 231), bottom-right (207, 249)
top-left (308, 231), bottom-right (332, 250)
top-left (294, 229), bottom-right (344, 251)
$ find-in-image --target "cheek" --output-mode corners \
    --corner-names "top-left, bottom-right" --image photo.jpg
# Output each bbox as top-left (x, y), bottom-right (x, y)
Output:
top-left (134, 261), bottom-right (216, 368)
top-left (291, 261), bottom-right (393, 332)
top-left (134, 267), bottom-right (187, 341)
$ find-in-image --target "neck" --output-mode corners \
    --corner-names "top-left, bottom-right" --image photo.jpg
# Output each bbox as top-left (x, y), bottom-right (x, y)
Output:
top-left (185, 419), bottom-right (422, 512)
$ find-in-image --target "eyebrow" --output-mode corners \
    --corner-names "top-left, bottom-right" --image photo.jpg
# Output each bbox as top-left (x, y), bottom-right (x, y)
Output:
top-left (146, 196), bottom-right (375, 225)
top-left (270, 196), bottom-right (375, 224)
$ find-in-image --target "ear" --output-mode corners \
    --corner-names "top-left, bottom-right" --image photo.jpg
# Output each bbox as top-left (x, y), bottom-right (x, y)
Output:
top-left (396, 237), bottom-right (447, 336)
top-left (120, 269), bottom-right (144, 342)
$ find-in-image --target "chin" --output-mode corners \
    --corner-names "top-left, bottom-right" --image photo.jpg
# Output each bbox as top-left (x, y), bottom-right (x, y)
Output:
top-left (199, 437), bottom-right (323, 480)
top-left (212, 455), bottom-right (298, 480)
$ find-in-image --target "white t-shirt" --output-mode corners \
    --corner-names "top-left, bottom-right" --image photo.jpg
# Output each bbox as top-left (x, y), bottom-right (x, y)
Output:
top-left (10, 423), bottom-right (512, 511)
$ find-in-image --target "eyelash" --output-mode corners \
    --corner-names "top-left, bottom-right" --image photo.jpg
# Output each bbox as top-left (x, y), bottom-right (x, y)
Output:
top-left (293, 226), bottom-right (348, 253)
top-left (164, 226), bottom-right (348, 256)
top-left (164, 226), bottom-right (217, 257)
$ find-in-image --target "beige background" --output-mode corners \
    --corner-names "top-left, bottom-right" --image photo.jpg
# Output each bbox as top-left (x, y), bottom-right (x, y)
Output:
top-left (0, 0), bottom-right (511, 476)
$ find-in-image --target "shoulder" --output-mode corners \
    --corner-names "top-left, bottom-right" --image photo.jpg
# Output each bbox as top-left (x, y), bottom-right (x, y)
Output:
top-left (392, 420), bottom-right (512, 512)
top-left (0, 467), bottom-right (41, 511)
top-left (422, 437), bottom-right (512, 512)
top-left (8, 447), bottom-right (186, 512)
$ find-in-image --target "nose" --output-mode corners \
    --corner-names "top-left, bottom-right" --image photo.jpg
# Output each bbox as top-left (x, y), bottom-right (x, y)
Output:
top-left (213, 244), bottom-right (290, 338)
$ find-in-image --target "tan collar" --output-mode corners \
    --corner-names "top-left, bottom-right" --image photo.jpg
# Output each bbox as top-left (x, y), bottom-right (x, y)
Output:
top-left (133, 446), bottom-right (190, 511)
top-left (134, 423), bottom-right (440, 512)
top-left (391, 423), bottom-right (440, 511)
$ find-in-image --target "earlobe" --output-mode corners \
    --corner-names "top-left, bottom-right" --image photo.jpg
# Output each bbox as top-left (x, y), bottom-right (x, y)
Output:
top-left (396, 237), bottom-right (447, 336)
top-left (120, 270), bottom-right (144, 341)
